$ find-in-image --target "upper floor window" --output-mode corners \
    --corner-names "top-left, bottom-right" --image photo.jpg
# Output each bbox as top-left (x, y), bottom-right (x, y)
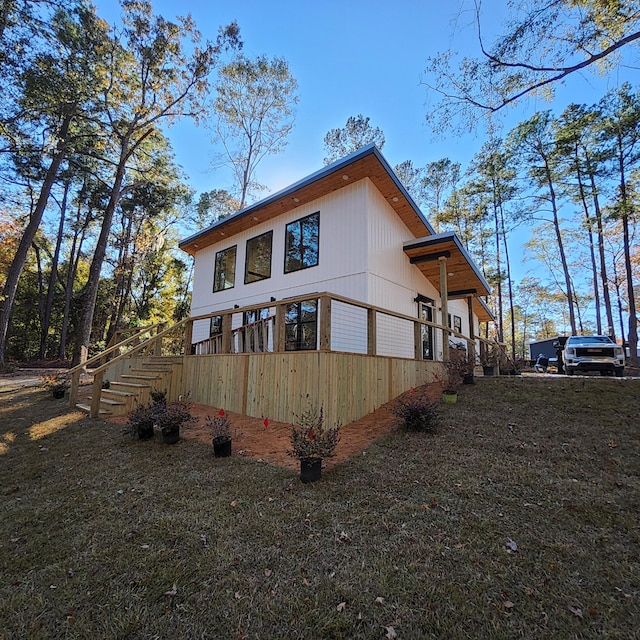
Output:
top-left (245, 231), bottom-right (273, 284)
top-left (284, 211), bottom-right (319, 273)
top-left (213, 245), bottom-right (237, 292)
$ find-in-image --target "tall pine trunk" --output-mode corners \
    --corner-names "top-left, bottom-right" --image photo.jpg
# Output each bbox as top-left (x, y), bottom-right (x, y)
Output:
top-left (0, 115), bottom-right (71, 365)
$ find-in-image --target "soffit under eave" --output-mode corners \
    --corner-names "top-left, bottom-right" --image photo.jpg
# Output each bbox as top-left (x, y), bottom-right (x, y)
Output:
top-left (179, 152), bottom-right (431, 256)
top-left (403, 241), bottom-right (491, 298)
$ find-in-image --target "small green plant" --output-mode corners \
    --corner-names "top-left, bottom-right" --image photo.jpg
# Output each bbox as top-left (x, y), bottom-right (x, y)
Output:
top-left (206, 409), bottom-right (232, 444)
top-left (287, 407), bottom-right (340, 460)
top-left (391, 390), bottom-right (440, 432)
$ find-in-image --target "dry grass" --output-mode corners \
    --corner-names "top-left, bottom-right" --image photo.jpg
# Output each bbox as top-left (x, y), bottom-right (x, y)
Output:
top-left (0, 376), bottom-right (639, 639)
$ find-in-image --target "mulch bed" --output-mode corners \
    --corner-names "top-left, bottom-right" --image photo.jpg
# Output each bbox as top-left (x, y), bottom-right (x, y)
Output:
top-left (110, 384), bottom-right (442, 471)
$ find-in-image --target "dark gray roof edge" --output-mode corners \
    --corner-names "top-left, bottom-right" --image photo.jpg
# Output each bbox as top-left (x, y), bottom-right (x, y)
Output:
top-left (403, 231), bottom-right (493, 295)
top-left (179, 143), bottom-right (434, 248)
top-left (477, 296), bottom-right (495, 322)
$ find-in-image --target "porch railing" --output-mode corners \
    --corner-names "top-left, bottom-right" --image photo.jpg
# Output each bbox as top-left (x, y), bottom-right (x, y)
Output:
top-left (72, 291), bottom-right (497, 418)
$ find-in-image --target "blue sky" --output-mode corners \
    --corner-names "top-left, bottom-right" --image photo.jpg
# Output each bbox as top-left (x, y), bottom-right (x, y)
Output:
top-left (94, 0), bottom-right (634, 194)
top-left (95, 0), bottom-right (635, 293)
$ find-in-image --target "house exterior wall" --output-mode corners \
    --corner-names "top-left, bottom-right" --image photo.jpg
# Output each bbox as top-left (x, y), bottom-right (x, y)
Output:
top-left (364, 181), bottom-right (472, 359)
top-left (190, 181), bottom-right (370, 343)
top-left (189, 176), bottom-right (477, 356)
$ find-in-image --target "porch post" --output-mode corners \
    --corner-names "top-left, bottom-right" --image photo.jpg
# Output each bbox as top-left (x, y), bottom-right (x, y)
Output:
top-left (367, 308), bottom-right (377, 355)
top-left (184, 319), bottom-right (193, 355)
top-left (275, 303), bottom-right (285, 352)
top-left (466, 295), bottom-right (476, 364)
top-left (319, 295), bottom-right (331, 351)
top-left (221, 312), bottom-right (232, 354)
top-left (439, 256), bottom-right (449, 361)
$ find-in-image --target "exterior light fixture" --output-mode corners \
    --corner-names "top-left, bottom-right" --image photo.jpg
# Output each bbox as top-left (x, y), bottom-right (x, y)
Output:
top-left (342, 174), bottom-right (349, 180)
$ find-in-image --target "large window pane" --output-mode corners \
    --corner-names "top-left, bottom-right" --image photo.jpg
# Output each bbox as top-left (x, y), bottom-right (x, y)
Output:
top-left (213, 245), bottom-right (237, 292)
top-left (245, 231), bottom-right (273, 284)
top-left (284, 211), bottom-right (319, 273)
top-left (285, 299), bottom-right (318, 351)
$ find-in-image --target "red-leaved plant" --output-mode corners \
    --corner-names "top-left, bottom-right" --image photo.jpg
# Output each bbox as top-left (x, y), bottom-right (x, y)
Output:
top-left (287, 407), bottom-right (340, 460)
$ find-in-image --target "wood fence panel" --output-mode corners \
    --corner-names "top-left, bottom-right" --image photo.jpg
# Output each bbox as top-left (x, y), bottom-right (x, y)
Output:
top-left (183, 352), bottom-right (440, 429)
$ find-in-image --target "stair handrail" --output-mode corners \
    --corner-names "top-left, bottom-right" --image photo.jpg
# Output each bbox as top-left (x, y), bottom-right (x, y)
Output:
top-left (68, 323), bottom-right (162, 407)
top-left (84, 318), bottom-right (189, 418)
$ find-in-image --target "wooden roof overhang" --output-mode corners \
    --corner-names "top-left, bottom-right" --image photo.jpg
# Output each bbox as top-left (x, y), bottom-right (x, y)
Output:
top-left (403, 232), bottom-right (494, 323)
top-left (179, 144), bottom-right (435, 256)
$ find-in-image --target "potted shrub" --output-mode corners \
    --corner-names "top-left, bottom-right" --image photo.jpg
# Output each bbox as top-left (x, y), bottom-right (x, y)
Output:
top-left (153, 399), bottom-right (194, 444)
top-left (481, 345), bottom-right (498, 376)
top-left (125, 401), bottom-right (155, 440)
top-left (391, 389), bottom-right (439, 432)
top-left (287, 407), bottom-right (340, 483)
top-left (207, 409), bottom-right (233, 457)
top-left (150, 388), bottom-right (167, 406)
top-left (434, 356), bottom-right (465, 404)
top-left (40, 374), bottom-right (69, 399)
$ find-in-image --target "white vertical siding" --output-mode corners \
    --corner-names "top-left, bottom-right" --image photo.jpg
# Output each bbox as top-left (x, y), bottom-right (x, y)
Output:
top-left (189, 175), bottom-right (482, 360)
top-left (190, 181), bottom-right (369, 318)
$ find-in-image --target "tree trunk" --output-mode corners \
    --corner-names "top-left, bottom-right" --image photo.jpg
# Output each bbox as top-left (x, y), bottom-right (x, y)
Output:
top-left (39, 180), bottom-right (69, 359)
top-left (0, 115), bottom-right (71, 365)
top-left (543, 157), bottom-right (577, 334)
top-left (587, 166), bottom-right (615, 338)
top-left (573, 147), bottom-right (601, 335)
top-left (73, 147), bottom-right (129, 366)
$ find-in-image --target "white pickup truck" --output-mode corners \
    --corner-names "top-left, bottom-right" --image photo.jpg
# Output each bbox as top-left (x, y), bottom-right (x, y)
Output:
top-left (564, 335), bottom-right (625, 377)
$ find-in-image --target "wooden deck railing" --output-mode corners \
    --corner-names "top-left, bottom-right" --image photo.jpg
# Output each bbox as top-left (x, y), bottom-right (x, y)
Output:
top-left (68, 320), bottom-right (188, 416)
top-left (73, 292), bottom-right (496, 418)
top-left (67, 323), bottom-right (162, 407)
top-left (187, 291), bottom-right (480, 361)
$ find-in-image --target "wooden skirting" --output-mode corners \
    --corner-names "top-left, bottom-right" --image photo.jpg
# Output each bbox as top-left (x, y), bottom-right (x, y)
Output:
top-left (182, 351), bottom-right (439, 427)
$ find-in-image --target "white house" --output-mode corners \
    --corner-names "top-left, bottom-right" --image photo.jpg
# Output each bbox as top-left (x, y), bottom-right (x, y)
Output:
top-left (83, 146), bottom-right (494, 424)
top-left (179, 144), bottom-right (492, 363)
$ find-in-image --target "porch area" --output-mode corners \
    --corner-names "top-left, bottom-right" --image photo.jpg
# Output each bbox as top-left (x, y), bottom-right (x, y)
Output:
top-left (69, 291), bottom-right (496, 428)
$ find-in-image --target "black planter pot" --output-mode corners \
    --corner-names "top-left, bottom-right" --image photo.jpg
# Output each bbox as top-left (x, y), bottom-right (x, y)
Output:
top-left (463, 373), bottom-right (475, 385)
top-left (482, 365), bottom-right (495, 377)
top-left (52, 387), bottom-right (66, 399)
top-left (162, 427), bottom-right (180, 445)
top-left (213, 438), bottom-right (232, 457)
top-left (138, 423), bottom-right (154, 440)
top-left (300, 457), bottom-right (322, 483)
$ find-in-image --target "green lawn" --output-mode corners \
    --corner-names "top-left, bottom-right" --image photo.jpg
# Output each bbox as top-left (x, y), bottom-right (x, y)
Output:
top-left (1, 376), bottom-right (639, 639)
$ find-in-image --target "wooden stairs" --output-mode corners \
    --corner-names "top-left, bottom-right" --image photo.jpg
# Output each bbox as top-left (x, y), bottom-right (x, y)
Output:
top-left (76, 357), bottom-right (180, 417)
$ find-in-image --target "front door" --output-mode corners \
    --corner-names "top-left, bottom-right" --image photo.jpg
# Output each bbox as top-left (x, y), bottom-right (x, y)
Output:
top-left (419, 300), bottom-right (435, 360)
